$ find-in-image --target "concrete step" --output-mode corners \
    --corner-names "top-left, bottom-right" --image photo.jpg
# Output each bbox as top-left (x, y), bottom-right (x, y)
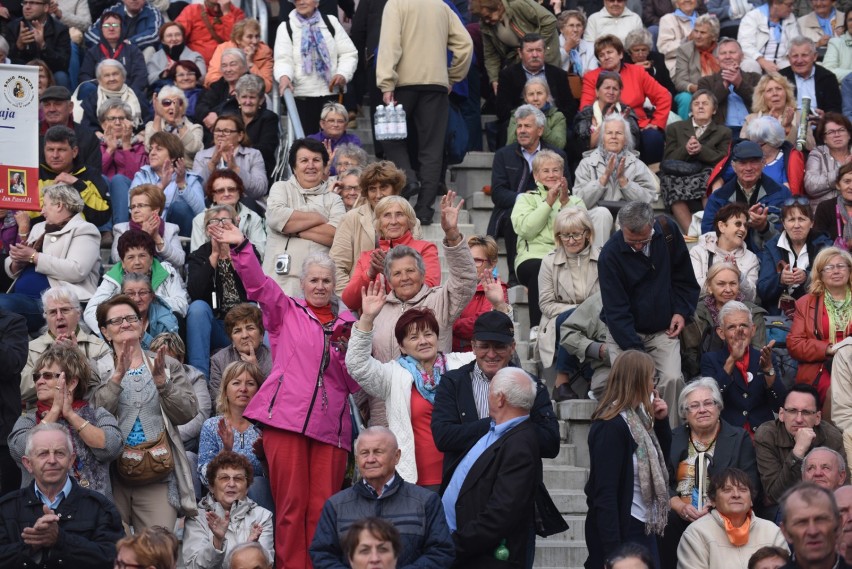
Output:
top-left (550, 489), bottom-right (588, 515)
top-left (543, 465), bottom-right (587, 491)
top-left (447, 151), bottom-right (494, 199)
top-left (550, 515), bottom-right (587, 542)
top-left (557, 399), bottom-right (596, 422)
top-left (543, 443), bottom-right (577, 467)
top-left (532, 540), bottom-right (588, 567)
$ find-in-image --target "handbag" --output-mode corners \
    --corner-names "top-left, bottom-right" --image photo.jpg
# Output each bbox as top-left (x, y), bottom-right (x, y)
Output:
top-left (117, 430), bottom-right (174, 486)
top-left (660, 159), bottom-right (704, 176)
top-left (534, 482), bottom-right (569, 537)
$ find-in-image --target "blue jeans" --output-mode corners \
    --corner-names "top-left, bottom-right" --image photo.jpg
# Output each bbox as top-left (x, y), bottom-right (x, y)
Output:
top-left (53, 71), bottom-right (70, 90)
top-left (108, 175), bottom-right (132, 225)
top-left (69, 42), bottom-right (82, 90)
top-left (167, 198), bottom-right (196, 237)
top-left (0, 293), bottom-right (43, 334)
top-left (186, 300), bottom-right (230, 379)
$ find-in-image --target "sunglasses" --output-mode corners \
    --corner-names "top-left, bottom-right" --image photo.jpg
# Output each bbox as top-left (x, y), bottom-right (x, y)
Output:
top-left (159, 98), bottom-right (182, 108)
top-left (783, 197), bottom-right (810, 207)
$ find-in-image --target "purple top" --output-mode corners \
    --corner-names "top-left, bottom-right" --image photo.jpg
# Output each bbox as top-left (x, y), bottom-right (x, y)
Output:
top-left (101, 141), bottom-right (150, 180)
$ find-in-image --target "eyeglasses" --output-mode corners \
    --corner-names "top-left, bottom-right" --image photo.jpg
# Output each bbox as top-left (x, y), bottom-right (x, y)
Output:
top-left (822, 263), bottom-right (850, 273)
top-left (175, 72), bottom-right (196, 80)
top-left (214, 128), bottom-right (239, 136)
top-left (472, 341), bottom-right (513, 354)
top-left (115, 560), bottom-right (146, 569)
top-left (686, 400), bottom-right (717, 412)
top-left (128, 203), bottom-right (151, 211)
top-left (558, 231), bottom-right (589, 243)
top-left (624, 228), bottom-right (655, 246)
top-left (215, 474), bottom-right (247, 483)
top-left (105, 314), bottom-right (140, 327)
top-left (46, 307), bottom-right (75, 317)
top-left (32, 371), bottom-right (62, 382)
top-left (472, 257), bottom-right (490, 266)
top-left (341, 184), bottom-right (359, 192)
top-left (213, 186), bottom-right (239, 195)
top-left (102, 22), bottom-right (120, 28)
top-left (782, 407), bottom-right (818, 418)
top-left (825, 128), bottom-right (848, 137)
top-left (207, 217), bottom-right (236, 226)
top-left (123, 290), bottom-right (152, 298)
top-left (323, 118), bottom-right (346, 125)
top-left (159, 98), bottom-right (182, 108)
top-left (783, 197), bottom-right (810, 207)
top-left (104, 115), bottom-right (126, 122)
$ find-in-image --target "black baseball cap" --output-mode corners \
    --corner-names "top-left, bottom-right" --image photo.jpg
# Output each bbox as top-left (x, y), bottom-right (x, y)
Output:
top-left (473, 311), bottom-right (515, 344)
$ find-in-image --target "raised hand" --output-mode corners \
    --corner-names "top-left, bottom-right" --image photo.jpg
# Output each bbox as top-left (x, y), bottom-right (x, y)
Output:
top-left (248, 522), bottom-right (263, 542)
top-left (440, 190), bottom-right (464, 243)
top-left (481, 273), bottom-right (505, 307)
top-left (151, 345), bottom-right (168, 387)
top-left (208, 219), bottom-right (246, 245)
top-left (217, 416), bottom-right (235, 451)
top-left (360, 274), bottom-right (388, 320)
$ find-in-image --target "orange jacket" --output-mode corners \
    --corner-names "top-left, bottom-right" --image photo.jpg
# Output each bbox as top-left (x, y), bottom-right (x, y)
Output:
top-left (205, 40), bottom-right (273, 92)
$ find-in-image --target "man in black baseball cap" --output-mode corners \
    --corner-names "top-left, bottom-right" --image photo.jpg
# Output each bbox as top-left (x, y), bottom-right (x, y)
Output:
top-left (39, 85), bottom-right (101, 177)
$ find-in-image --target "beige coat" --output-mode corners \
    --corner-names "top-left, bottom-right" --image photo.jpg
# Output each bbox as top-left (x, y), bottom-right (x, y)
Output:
top-left (829, 346), bottom-right (852, 467)
top-left (677, 510), bottom-right (789, 569)
top-left (658, 12), bottom-right (695, 75)
top-left (798, 10), bottom-right (845, 45)
top-left (264, 177), bottom-right (346, 298)
top-left (537, 245), bottom-right (600, 367)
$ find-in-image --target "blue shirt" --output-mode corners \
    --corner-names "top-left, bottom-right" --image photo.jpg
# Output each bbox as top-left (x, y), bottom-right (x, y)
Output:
top-left (794, 67), bottom-right (817, 109)
top-left (442, 415), bottom-right (529, 531)
top-left (726, 85), bottom-right (749, 127)
top-left (35, 476), bottom-right (72, 510)
top-left (817, 10), bottom-right (836, 37)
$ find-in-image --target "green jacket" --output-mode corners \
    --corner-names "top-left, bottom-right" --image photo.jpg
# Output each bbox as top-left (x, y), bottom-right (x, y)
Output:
top-left (105, 257), bottom-right (170, 290)
top-left (507, 106), bottom-right (567, 150)
top-left (481, 0), bottom-right (559, 84)
top-left (510, 184), bottom-right (584, 270)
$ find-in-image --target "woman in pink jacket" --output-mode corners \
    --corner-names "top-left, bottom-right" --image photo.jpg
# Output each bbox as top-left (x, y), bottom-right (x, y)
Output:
top-left (210, 219), bottom-right (361, 569)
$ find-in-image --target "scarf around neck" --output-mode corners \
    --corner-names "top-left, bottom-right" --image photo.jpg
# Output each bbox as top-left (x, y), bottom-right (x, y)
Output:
top-left (698, 41), bottom-right (721, 75)
top-left (397, 352), bottom-right (447, 405)
top-left (719, 510), bottom-right (752, 546)
top-left (33, 216), bottom-right (72, 253)
top-left (592, 100), bottom-right (622, 129)
top-left (296, 11), bottom-right (333, 83)
top-left (825, 287), bottom-right (852, 341)
top-left (162, 43), bottom-right (185, 61)
top-left (623, 406), bottom-right (670, 536)
top-left (97, 84), bottom-right (143, 128)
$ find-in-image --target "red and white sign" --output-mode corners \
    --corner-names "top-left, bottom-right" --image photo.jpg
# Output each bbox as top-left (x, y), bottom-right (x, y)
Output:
top-left (0, 64), bottom-right (39, 211)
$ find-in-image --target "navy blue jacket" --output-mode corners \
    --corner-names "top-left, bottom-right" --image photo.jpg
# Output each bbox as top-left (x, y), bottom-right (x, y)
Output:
top-left (309, 475), bottom-right (454, 569)
top-left (700, 347), bottom-right (787, 433)
top-left (79, 41), bottom-right (148, 93)
top-left (0, 309), bottom-right (26, 443)
top-left (84, 0), bottom-right (163, 50)
top-left (598, 217), bottom-right (700, 351)
top-left (757, 230), bottom-right (832, 314)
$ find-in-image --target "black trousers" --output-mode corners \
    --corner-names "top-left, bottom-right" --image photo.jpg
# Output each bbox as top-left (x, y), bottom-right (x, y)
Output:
top-left (516, 258), bottom-right (543, 327)
top-left (294, 95), bottom-right (336, 137)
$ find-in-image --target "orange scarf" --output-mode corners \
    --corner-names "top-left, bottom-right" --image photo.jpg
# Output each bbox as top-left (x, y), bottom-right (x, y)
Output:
top-left (719, 511), bottom-right (751, 546)
top-left (699, 42), bottom-right (721, 76)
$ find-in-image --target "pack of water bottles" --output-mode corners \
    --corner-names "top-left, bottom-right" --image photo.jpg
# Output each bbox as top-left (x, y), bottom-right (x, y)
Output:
top-left (374, 103), bottom-right (408, 141)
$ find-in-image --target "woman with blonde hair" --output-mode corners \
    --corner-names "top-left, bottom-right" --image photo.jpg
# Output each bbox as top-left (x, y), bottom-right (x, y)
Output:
top-left (743, 73), bottom-right (814, 150)
top-left (115, 526), bottom-right (180, 569)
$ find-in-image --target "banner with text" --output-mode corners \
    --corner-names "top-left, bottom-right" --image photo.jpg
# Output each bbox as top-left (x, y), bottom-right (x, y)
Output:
top-left (0, 64), bottom-right (39, 211)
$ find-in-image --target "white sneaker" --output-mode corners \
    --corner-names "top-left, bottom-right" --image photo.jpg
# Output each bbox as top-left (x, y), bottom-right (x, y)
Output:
top-left (529, 326), bottom-right (539, 342)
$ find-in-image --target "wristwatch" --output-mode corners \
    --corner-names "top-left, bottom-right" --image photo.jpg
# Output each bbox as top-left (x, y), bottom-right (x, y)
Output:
top-left (765, 368), bottom-right (776, 377)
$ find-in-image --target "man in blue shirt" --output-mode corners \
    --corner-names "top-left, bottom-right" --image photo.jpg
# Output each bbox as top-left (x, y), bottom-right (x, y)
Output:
top-left (697, 38), bottom-right (761, 140)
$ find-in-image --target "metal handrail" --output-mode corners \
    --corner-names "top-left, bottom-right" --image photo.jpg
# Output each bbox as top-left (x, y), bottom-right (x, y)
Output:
top-left (271, 89), bottom-right (304, 181)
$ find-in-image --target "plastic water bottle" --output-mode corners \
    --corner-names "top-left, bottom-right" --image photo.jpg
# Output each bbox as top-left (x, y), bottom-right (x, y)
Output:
top-left (394, 103), bottom-right (408, 140)
top-left (374, 105), bottom-right (387, 141)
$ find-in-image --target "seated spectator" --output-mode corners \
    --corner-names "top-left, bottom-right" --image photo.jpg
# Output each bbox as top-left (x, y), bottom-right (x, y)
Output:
top-left (338, 518), bottom-right (402, 569)
top-left (20, 285), bottom-right (112, 406)
top-left (205, 18), bottom-right (272, 93)
top-left (39, 85), bottom-right (102, 177)
top-left (112, 183), bottom-right (184, 267)
top-left (742, 73), bottom-right (814, 150)
top-left (624, 28), bottom-right (677, 97)
top-left (701, 300), bottom-right (786, 435)
top-left (144, 85), bottom-right (203, 169)
top-left (79, 10), bottom-right (147, 93)
top-left (209, 304), bottom-right (272, 406)
top-left (174, 0), bottom-right (245, 64)
top-left (190, 171), bottom-right (266, 256)
top-left (452, 235), bottom-right (511, 353)
top-left (677, 468), bottom-right (789, 569)
top-left (559, 292), bottom-right (611, 398)
top-left (115, 526), bottom-right (180, 569)
top-left (229, 543), bottom-right (273, 569)
top-left (581, 35), bottom-right (672, 164)
top-left (690, 203), bottom-right (760, 301)
top-left (30, 58), bottom-right (55, 98)
top-left (198, 363), bottom-right (272, 511)
top-left (7, 0), bottom-right (71, 87)
top-left (308, 102), bottom-right (362, 160)
top-left (697, 38), bottom-right (761, 141)
top-left (77, 59), bottom-right (151, 133)
top-left (738, 0), bottom-right (800, 73)
top-left (84, 0), bottom-right (162, 51)
top-left (558, 10), bottom-right (598, 77)
top-left (748, 548), bottom-right (790, 569)
top-left (572, 70), bottom-right (641, 152)
top-left (184, 450), bottom-right (274, 569)
top-left (583, 0), bottom-right (643, 43)
top-left (737, 116), bottom-right (804, 197)
top-left (815, 162), bottom-right (852, 248)
top-left (662, 90), bottom-right (732, 233)
top-left (48, 0), bottom-right (91, 42)
top-left (779, 37), bottom-right (843, 115)
top-left (332, 167), bottom-right (361, 211)
top-left (195, 48), bottom-right (248, 136)
top-left (673, 15), bottom-right (722, 119)
top-left (146, 22), bottom-right (207, 90)
top-left (191, 114), bottom-right (267, 206)
top-left (0, 184), bottom-right (100, 333)
top-left (798, 0), bottom-right (845, 56)
top-left (658, 0), bottom-right (701, 75)
top-left (507, 77), bottom-right (567, 149)
top-left (341, 196), bottom-right (440, 312)
top-left (130, 131), bottom-right (205, 236)
top-left (187, 205), bottom-right (262, 378)
top-left (100, 100), bottom-right (148, 226)
top-left (309, 428), bottom-right (454, 566)
top-left (83, 229), bottom-right (188, 337)
top-left (681, 263), bottom-right (767, 380)
top-left (9, 343), bottom-right (122, 497)
top-left (754, 384), bottom-right (844, 509)
top-left (802, 446), bottom-right (847, 490)
top-left (169, 60), bottom-right (206, 121)
top-left (0, 423), bottom-right (124, 569)
top-left (758, 200), bottom-right (832, 315)
top-left (573, 114), bottom-right (658, 245)
top-left (329, 143), bottom-right (369, 179)
top-left (805, 113), bottom-right (852, 210)
top-left (824, 10), bottom-right (852, 81)
top-left (232, 74), bottom-right (279, 180)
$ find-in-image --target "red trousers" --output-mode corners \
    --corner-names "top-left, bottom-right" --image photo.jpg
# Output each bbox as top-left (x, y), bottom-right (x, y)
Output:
top-left (263, 427), bottom-right (348, 569)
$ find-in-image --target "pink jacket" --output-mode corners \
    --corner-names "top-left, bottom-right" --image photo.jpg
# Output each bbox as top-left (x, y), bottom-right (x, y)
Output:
top-left (233, 240), bottom-right (361, 450)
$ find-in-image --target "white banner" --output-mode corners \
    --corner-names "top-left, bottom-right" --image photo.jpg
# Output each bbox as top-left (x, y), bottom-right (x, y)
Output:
top-left (0, 64), bottom-right (39, 211)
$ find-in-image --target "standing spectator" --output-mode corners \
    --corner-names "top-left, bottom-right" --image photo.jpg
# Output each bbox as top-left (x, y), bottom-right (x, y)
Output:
top-left (205, 18), bottom-right (272, 93)
top-left (376, 0), bottom-right (472, 226)
top-left (84, 0), bottom-right (162, 51)
top-left (0, 309), bottom-right (26, 496)
top-left (738, 0), bottom-right (801, 72)
top-left (697, 38), bottom-right (761, 140)
top-left (7, 0), bottom-right (71, 86)
top-left (174, 0), bottom-right (245, 64)
top-left (583, 0), bottom-right (643, 43)
top-left (79, 9), bottom-right (147, 92)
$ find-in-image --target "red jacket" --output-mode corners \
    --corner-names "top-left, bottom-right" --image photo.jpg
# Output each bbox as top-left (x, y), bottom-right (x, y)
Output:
top-left (452, 281), bottom-right (509, 352)
top-left (581, 63), bottom-right (672, 130)
top-left (175, 4), bottom-right (245, 63)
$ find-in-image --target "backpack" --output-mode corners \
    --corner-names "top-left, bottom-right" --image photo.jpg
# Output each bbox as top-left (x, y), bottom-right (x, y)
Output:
top-left (285, 13), bottom-right (337, 40)
top-left (445, 99), bottom-right (468, 165)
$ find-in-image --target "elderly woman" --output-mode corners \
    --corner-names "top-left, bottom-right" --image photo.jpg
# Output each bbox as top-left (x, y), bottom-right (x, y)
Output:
top-left (198, 363), bottom-right (272, 511)
top-left (672, 15), bottom-right (722, 119)
top-left (662, 90), bottom-right (732, 232)
top-left (682, 263), bottom-right (767, 380)
top-left (690, 203), bottom-right (760, 301)
top-left (131, 132), bottom-right (206, 236)
top-left (586, 350), bottom-right (671, 569)
top-left (169, 60), bottom-right (206, 120)
top-left (84, 229), bottom-right (188, 334)
top-left (205, 19), bottom-right (273, 93)
top-left (20, 286), bottom-right (112, 405)
top-left (79, 11), bottom-right (147, 93)
top-left (677, 468), bottom-right (788, 569)
top-left (805, 113), bottom-right (852, 210)
top-left (9, 343), bottom-right (122, 497)
top-left (265, 138), bottom-right (346, 297)
top-left (197, 49), bottom-right (249, 135)
top-left (759, 200), bottom-right (833, 315)
top-left (799, 0), bottom-right (845, 51)
top-left (116, 527), bottom-right (180, 569)
top-left (825, 11), bottom-right (852, 81)
top-left (330, 143), bottom-right (369, 176)
top-left (507, 77), bottom-right (567, 149)
top-left (624, 28), bottom-right (676, 96)
top-left (573, 71), bottom-right (642, 152)
top-left (743, 73), bottom-right (814, 151)
top-left (738, 0), bottom-right (799, 72)
top-left (815, 162), bottom-right (852, 246)
top-left (573, 114), bottom-right (659, 243)
top-left (190, 171), bottom-right (267, 256)
top-left (0, 184), bottom-right (100, 333)
top-left (538, 207), bottom-right (600, 401)
top-left (209, 304), bottom-right (273, 406)
top-left (144, 85), bottom-right (204, 169)
top-left (183, 451), bottom-right (274, 569)
top-left (333, 167), bottom-right (361, 211)
top-left (581, 35), bottom-right (673, 165)
top-left (558, 10), bottom-right (598, 76)
top-left (192, 114), bottom-right (267, 205)
top-left (91, 294), bottom-right (198, 531)
top-left (659, 379), bottom-right (760, 569)
top-left (100, 100), bottom-right (149, 226)
top-left (112, 184), bottom-right (184, 268)
top-left (187, 207), bottom-right (264, 379)
top-left (234, 74), bottom-right (280, 180)
top-left (78, 59), bottom-right (150, 133)
top-left (341, 196), bottom-right (440, 312)
top-left (341, 518), bottom-right (401, 569)
top-left (308, 102), bottom-right (362, 157)
top-left (788, 246), bottom-right (852, 407)
top-left (209, 219), bottom-right (361, 569)
top-left (274, 0), bottom-right (358, 135)
top-left (658, 0), bottom-right (702, 74)
top-left (147, 23), bottom-right (207, 89)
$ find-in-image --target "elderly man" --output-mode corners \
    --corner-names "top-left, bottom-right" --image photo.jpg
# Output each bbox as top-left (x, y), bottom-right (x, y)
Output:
top-left (229, 543), bottom-right (272, 569)
top-left (755, 384), bottom-right (845, 508)
top-left (836, 486), bottom-right (852, 561)
top-left (39, 86), bottom-right (101, 177)
top-left (780, 483), bottom-right (852, 569)
top-left (584, 0), bottom-right (643, 43)
top-left (738, 0), bottom-right (801, 72)
top-left (175, 0), bottom-right (244, 64)
top-left (701, 140), bottom-right (792, 253)
top-left (6, 0), bottom-right (71, 86)
top-left (700, 300), bottom-right (786, 435)
top-left (0, 308), bottom-right (27, 496)
top-left (698, 38), bottom-right (762, 139)
top-left (598, 201), bottom-right (700, 427)
top-left (310, 427), bottom-right (454, 569)
top-left (780, 37), bottom-right (843, 113)
top-left (0, 423), bottom-right (123, 568)
top-left (83, 0), bottom-right (162, 51)
top-left (798, 0), bottom-right (844, 53)
top-left (803, 447), bottom-right (848, 490)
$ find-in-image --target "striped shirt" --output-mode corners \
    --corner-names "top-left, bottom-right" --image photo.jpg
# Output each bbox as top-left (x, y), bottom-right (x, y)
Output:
top-left (471, 363), bottom-right (491, 419)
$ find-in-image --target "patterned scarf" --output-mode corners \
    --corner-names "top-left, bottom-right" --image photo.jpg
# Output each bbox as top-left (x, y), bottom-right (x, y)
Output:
top-left (296, 11), bottom-right (333, 83)
top-left (825, 288), bottom-right (852, 342)
top-left (397, 352), bottom-right (447, 405)
top-left (838, 197), bottom-right (852, 246)
top-left (704, 292), bottom-right (745, 328)
top-left (623, 407), bottom-right (670, 535)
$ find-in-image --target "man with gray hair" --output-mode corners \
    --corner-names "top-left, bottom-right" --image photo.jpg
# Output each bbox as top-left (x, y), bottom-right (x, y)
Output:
top-left (697, 38), bottom-right (761, 139)
top-left (780, 36), bottom-right (842, 113)
top-left (598, 201), bottom-right (700, 427)
top-left (779, 482), bottom-right (850, 569)
top-left (803, 447), bottom-right (848, 490)
top-left (701, 300), bottom-right (786, 435)
top-left (228, 542), bottom-right (272, 569)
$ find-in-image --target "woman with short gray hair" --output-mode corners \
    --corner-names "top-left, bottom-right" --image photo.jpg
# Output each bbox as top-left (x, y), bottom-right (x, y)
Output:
top-left (233, 74), bottom-right (281, 179)
top-left (308, 102), bottom-right (363, 168)
top-left (79, 58), bottom-right (150, 132)
top-left (205, 18), bottom-right (274, 93)
top-left (671, 14), bottom-right (722, 118)
top-left (196, 49), bottom-right (250, 133)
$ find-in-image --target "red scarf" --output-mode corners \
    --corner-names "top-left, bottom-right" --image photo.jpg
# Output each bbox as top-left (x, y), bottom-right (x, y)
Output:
top-left (698, 42), bottom-right (721, 76)
top-left (308, 303), bottom-right (334, 325)
top-left (735, 349), bottom-right (751, 384)
top-left (36, 399), bottom-right (88, 423)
